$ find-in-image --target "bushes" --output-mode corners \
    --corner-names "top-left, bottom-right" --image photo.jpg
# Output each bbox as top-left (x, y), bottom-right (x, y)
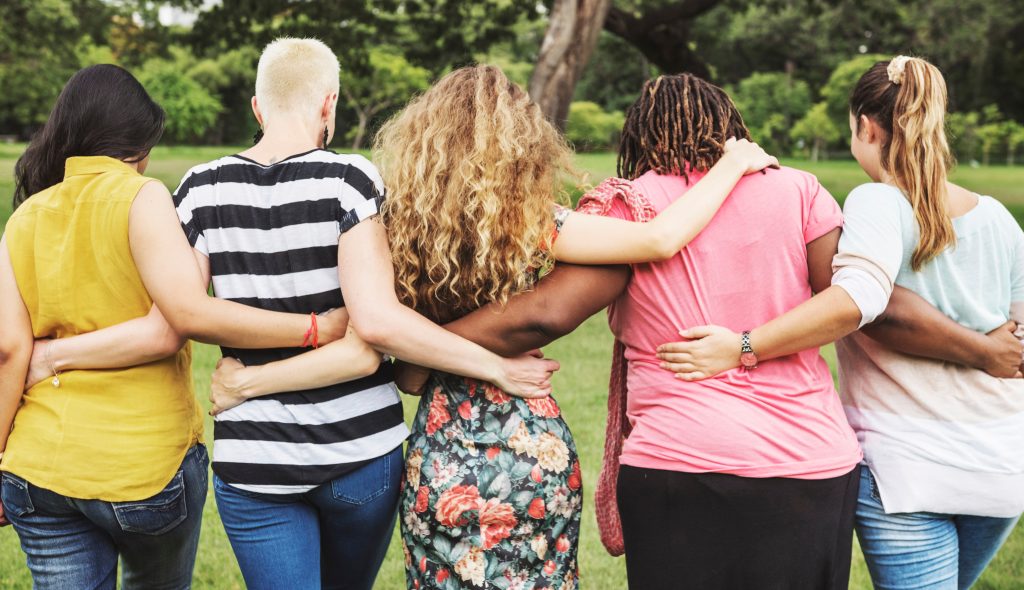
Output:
top-left (566, 102), bottom-right (624, 152)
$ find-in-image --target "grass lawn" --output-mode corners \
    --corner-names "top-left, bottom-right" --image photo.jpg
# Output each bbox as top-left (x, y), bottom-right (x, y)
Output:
top-left (0, 144), bottom-right (1023, 589)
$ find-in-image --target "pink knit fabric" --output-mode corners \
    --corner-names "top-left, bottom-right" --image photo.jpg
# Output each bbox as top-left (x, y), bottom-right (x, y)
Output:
top-left (576, 178), bottom-right (654, 557)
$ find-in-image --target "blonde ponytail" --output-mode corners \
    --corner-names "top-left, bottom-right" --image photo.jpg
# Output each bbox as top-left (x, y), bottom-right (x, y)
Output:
top-left (850, 56), bottom-right (955, 270)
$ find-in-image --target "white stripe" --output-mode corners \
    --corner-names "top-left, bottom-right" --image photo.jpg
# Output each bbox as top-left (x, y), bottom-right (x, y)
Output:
top-left (177, 177), bottom-right (347, 221)
top-left (215, 384), bottom-right (401, 426)
top-left (212, 267), bottom-right (340, 300)
top-left (203, 222), bottom-right (340, 255)
top-left (213, 423), bottom-right (410, 466)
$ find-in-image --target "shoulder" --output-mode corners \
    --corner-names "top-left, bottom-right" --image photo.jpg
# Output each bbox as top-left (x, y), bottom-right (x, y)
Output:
top-left (173, 156), bottom-right (237, 196)
top-left (978, 195), bottom-right (1024, 239)
top-left (577, 176), bottom-right (655, 222)
top-left (313, 151), bottom-right (384, 196)
top-left (844, 183), bottom-right (906, 214)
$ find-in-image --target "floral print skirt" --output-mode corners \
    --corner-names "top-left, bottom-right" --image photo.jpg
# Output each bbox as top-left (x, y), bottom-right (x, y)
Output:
top-left (401, 373), bottom-right (582, 590)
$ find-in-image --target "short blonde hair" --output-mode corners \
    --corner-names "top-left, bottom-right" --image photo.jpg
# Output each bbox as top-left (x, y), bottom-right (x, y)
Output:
top-left (255, 38), bottom-right (340, 121)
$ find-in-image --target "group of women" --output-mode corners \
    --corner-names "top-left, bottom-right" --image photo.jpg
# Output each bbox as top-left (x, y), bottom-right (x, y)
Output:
top-left (0, 35), bottom-right (1020, 590)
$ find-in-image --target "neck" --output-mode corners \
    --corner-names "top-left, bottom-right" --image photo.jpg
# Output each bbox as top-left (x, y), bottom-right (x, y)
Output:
top-left (245, 113), bottom-right (324, 164)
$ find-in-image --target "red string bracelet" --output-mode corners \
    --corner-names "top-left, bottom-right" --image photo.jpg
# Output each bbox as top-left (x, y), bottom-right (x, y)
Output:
top-left (301, 312), bottom-right (319, 348)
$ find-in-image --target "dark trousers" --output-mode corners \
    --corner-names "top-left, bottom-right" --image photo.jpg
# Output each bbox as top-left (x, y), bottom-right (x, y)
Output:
top-left (617, 464), bottom-right (860, 590)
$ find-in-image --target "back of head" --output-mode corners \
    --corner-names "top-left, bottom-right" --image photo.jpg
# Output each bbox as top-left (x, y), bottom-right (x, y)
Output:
top-left (13, 64), bottom-right (165, 209)
top-left (255, 38), bottom-right (340, 122)
top-left (850, 56), bottom-right (953, 270)
top-left (618, 74), bottom-right (750, 182)
top-left (375, 64), bottom-right (575, 323)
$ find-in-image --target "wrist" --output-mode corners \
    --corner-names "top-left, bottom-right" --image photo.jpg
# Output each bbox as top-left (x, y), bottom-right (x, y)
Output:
top-left (237, 365), bottom-right (265, 399)
top-left (715, 152), bottom-right (747, 179)
top-left (48, 340), bottom-right (70, 372)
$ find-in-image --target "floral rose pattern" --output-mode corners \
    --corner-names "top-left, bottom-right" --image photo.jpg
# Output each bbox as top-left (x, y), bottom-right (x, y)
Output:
top-left (401, 373), bottom-right (581, 589)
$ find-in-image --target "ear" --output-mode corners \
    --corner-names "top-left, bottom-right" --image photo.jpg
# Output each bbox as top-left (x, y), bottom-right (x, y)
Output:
top-left (859, 114), bottom-right (881, 144)
top-left (321, 93), bottom-right (337, 121)
top-left (251, 97), bottom-right (264, 127)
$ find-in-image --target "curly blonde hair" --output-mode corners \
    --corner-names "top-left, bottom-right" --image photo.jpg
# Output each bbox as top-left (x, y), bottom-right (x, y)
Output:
top-left (375, 65), bottom-right (576, 323)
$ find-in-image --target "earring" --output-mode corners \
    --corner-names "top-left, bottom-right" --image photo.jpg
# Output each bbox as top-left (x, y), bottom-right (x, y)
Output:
top-left (252, 128), bottom-right (264, 145)
top-left (322, 126), bottom-right (329, 149)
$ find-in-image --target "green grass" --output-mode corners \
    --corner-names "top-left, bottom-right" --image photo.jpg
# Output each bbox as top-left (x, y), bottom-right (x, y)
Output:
top-left (1, 145), bottom-right (1023, 589)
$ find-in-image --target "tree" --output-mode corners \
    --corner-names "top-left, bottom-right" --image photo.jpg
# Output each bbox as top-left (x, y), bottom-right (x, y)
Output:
top-left (790, 102), bottom-right (840, 161)
top-left (604, 0), bottom-right (722, 77)
top-left (565, 101), bottom-right (625, 152)
top-left (573, 31), bottom-right (655, 112)
top-left (730, 72), bottom-right (811, 154)
top-left (976, 104), bottom-right (1006, 166)
top-left (947, 111), bottom-right (981, 164)
top-left (138, 52), bottom-right (223, 144)
top-left (1006, 122), bottom-right (1024, 167)
top-left (820, 54), bottom-right (889, 138)
top-left (528, 0), bottom-right (613, 129)
top-left (339, 48), bottom-right (430, 150)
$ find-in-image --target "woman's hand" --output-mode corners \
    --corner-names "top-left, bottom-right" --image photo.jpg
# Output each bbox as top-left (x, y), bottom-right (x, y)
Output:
top-left (24, 339), bottom-right (52, 390)
top-left (313, 308), bottom-right (350, 345)
top-left (493, 353), bottom-right (561, 399)
top-left (721, 137), bottom-right (780, 175)
top-left (209, 357), bottom-right (255, 416)
top-left (656, 325), bottom-right (743, 381)
top-left (982, 320), bottom-right (1024, 378)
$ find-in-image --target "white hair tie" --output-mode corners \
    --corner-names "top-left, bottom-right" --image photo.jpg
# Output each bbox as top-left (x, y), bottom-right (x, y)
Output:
top-left (887, 56), bottom-right (911, 85)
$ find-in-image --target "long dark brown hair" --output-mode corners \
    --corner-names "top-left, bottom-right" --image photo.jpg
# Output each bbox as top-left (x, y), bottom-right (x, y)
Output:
top-left (13, 64), bottom-right (165, 209)
top-left (617, 74), bottom-right (750, 182)
top-left (850, 57), bottom-right (953, 271)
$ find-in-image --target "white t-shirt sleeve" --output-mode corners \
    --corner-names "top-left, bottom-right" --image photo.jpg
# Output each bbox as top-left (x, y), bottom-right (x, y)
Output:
top-left (831, 184), bottom-right (906, 327)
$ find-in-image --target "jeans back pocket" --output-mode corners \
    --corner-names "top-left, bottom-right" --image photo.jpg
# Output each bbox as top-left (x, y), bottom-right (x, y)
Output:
top-left (332, 450), bottom-right (397, 505)
top-left (112, 470), bottom-right (188, 535)
top-left (1, 474), bottom-right (35, 519)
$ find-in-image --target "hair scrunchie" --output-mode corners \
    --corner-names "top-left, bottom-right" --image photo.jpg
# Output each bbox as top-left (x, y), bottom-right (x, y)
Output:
top-left (887, 55), bottom-right (912, 85)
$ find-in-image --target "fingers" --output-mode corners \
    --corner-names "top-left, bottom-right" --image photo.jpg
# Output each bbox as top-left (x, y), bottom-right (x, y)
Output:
top-left (679, 325), bottom-right (714, 339)
top-left (674, 371), bottom-right (707, 381)
top-left (662, 362), bottom-right (697, 373)
top-left (215, 358), bottom-right (224, 369)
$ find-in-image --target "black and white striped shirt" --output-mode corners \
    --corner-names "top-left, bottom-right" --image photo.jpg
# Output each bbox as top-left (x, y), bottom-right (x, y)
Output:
top-left (173, 149), bottom-right (408, 494)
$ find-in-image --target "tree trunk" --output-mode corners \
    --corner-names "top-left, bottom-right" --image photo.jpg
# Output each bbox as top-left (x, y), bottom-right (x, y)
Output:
top-left (811, 138), bottom-right (820, 162)
top-left (529, 0), bottom-right (612, 130)
top-left (351, 112), bottom-right (369, 150)
top-left (604, 1), bottom-right (721, 78)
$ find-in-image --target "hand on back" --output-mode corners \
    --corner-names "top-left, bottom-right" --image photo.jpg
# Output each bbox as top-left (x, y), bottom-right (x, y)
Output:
top-left (721, 137), bottom-right (780, 176)
top-left (982, 320), bottom-right (1024, 379)
top-left (494, 352), bottom-right (561, 399)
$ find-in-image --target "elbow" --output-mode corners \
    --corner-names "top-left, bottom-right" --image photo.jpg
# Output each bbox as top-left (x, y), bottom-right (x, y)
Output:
top-left (355, 348), bottom-right (383, 379)
top-left (648, 228), bottom-right (684, 261)
top-left (0, 337), bottom-right (31, 367)
top-left (352, 319), bottom-right (399, 350)
top-left (155, 328), bottom-right (187, 358)
top-left (530, 310), bottom-right (583, 342)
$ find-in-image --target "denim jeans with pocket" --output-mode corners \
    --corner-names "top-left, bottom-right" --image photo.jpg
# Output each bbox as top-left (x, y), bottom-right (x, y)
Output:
top-left (213, 444), bottom-right (402, 590)
top-left (1, 443), bottom-right (208, 590)
top-left (856, 465), bottom-right (1021, 589)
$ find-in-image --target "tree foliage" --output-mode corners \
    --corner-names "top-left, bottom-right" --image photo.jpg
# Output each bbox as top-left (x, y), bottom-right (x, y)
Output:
top-left (730, 72), bottom-right (811, 154)
top-left (339, 48), bottom-right (430, 149)
top-left (565, 101), bottom-right (624, 152)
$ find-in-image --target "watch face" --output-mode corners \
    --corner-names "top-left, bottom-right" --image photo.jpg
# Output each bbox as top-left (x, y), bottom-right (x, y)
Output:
top-left (740, 352), bottom-right (758, 369)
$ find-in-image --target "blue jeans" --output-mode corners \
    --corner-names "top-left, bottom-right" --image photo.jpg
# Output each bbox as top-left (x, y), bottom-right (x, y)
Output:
top-left (213, 445), bottom-right (402, 590)
top-left (1, 444), bottom-right (208, 590)
top-left (856, 465), bottom-right (1021, 589)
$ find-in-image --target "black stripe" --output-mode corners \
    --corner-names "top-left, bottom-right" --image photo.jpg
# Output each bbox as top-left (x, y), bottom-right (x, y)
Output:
top-left (213, 457), bottom-right (380, 486)
top-left (185, 160), bottom-right (380, 200)
top-left (208, 246), bottom-right (338, 276)
top-left (209, 363), bottom-right (396, 405)
top-left (189, 200), bottom-right (340, 231)
top-left (215, 289), bottom-right (343, 315)
top-left (214, 404), bottom-right (404, 445)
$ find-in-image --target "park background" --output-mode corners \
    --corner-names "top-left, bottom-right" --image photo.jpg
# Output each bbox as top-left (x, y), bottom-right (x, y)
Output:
top-left (1, 0), bottom-right (1023, 588)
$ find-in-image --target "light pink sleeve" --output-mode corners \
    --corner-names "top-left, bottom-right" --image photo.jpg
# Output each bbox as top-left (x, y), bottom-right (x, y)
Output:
top-left (803, 175), bottom-right (843, 244)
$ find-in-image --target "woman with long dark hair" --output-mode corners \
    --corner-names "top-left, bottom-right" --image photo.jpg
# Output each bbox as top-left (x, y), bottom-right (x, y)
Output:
top-left (0, 64), bottom-right (362, 589)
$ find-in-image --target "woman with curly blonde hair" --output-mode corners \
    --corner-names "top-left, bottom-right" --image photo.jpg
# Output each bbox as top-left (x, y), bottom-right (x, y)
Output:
top-left (377, 65), bottom-right (776, 590)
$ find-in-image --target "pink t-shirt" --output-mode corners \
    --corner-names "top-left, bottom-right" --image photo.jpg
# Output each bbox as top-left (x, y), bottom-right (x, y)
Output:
top-left (605, 168), bottom-right (862, 479)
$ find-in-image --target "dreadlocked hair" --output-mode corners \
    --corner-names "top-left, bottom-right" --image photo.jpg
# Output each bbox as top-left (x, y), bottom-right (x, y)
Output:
top-left (618, 74), bottom-right (750, 182)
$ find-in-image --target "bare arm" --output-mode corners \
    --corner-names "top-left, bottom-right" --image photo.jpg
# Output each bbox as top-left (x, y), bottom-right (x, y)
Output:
top-left (339, 219), bottom-right (559, 397)
top-left (209, 324), bottom-right (382, 415)
top-left (128, 181), bottom-right (345, 349)
top-left (0, 237), bottom-right (32, 451)
top-left (25, 304), bottom-right (185, 389)
top-left (658, 228), bottom-right (1023, 379)
top-left (553, 139), bottom-right (778, 264)
top-left (864, 291), bottom-right (1022, 377)
top-left (396, 263), bottom-right (630, 394)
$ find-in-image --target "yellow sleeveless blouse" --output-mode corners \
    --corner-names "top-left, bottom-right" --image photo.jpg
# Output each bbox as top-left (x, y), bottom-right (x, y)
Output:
top-left (1, 156), bottom-right (203, 501)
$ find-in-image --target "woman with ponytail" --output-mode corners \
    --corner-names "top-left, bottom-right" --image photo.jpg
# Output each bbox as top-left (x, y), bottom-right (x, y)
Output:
top-left (659, 56), bottom-right (1024, 588)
